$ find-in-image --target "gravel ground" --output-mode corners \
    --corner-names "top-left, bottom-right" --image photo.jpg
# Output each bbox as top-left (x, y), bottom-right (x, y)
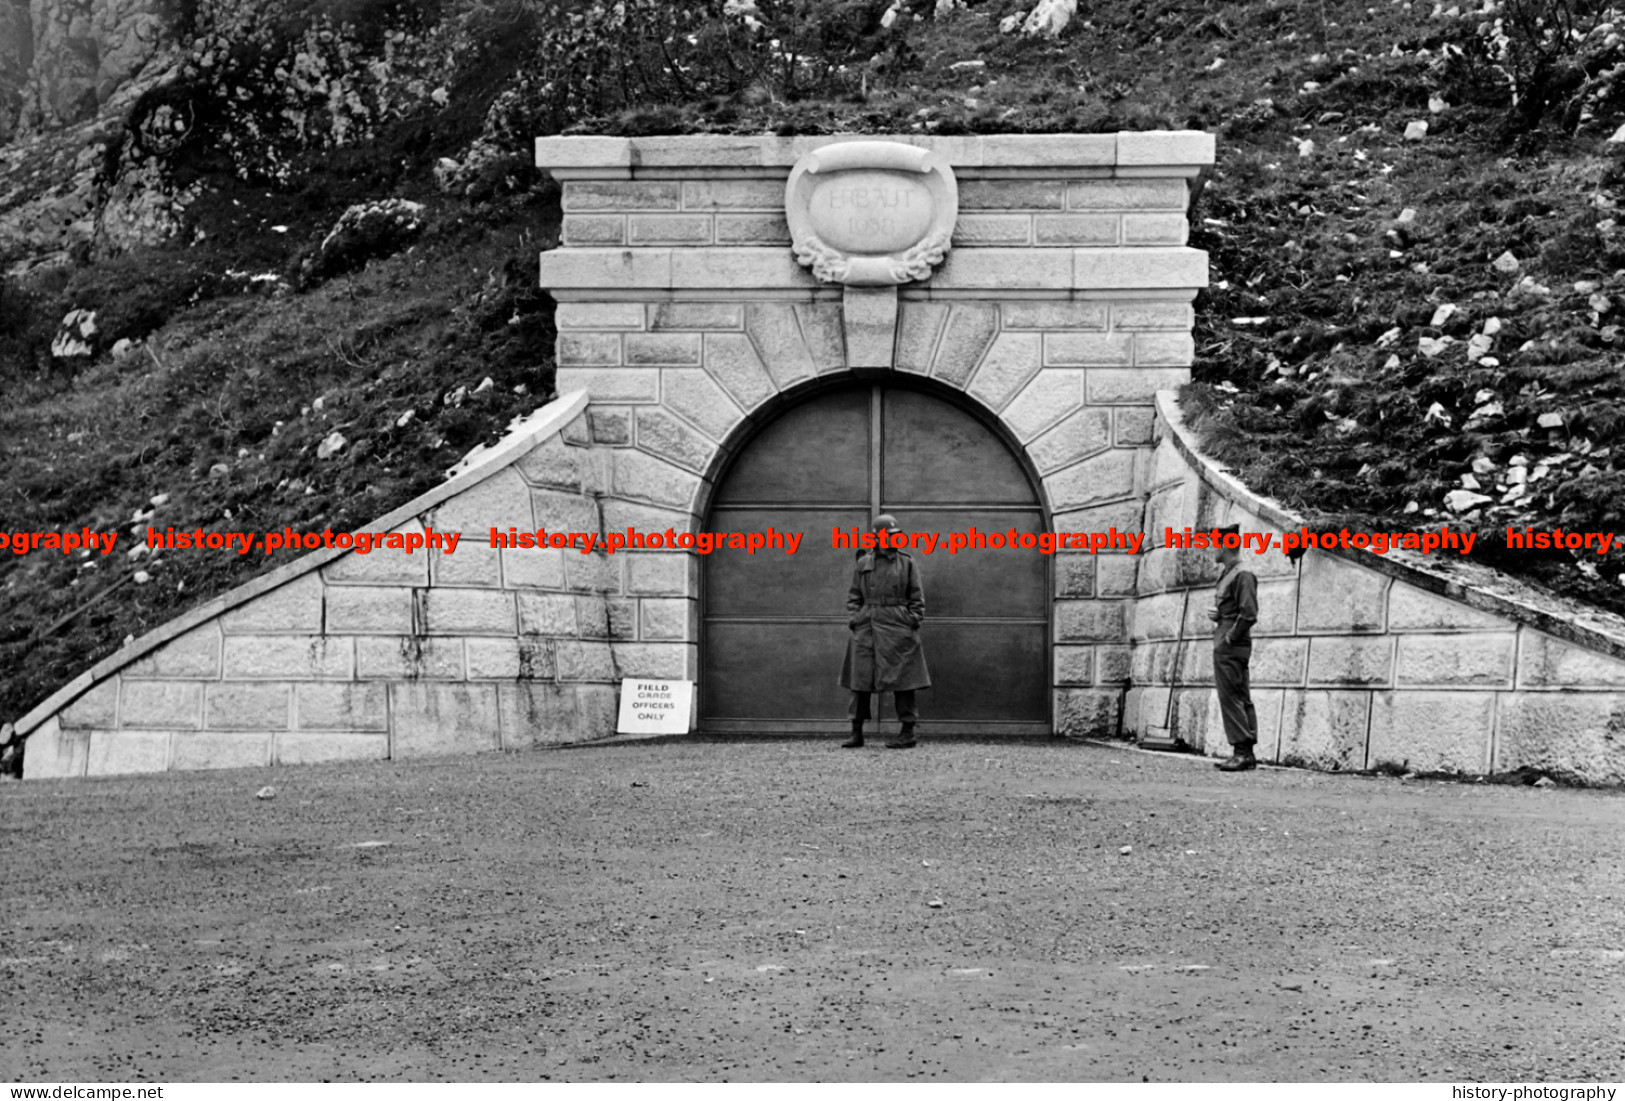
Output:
top-left (3, 737), bottom-right (1624, 1082)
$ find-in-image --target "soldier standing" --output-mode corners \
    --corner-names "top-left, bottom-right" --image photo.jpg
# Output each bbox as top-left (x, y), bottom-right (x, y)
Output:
top-left (1209, 523), bottom-right (1260, 771)
top-left (840, 514), bottom-right (931, 749)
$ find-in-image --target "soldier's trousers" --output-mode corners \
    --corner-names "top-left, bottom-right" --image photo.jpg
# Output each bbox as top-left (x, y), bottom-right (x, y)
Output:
top-left (849, 690), bottom-right (918, 724)
top-left (1212, 643), bottom-right (1258, 746)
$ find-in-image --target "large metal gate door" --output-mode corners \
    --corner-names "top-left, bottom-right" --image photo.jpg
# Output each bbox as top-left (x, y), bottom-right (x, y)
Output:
top-left (700, 382), bottom-right (1050, 734)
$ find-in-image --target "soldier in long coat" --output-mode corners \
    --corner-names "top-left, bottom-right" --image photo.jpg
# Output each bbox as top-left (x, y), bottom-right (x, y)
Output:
top-left (839, 514), bottom-right (931, 749)
top-left (1209, 523), bottom-right (1260, 771)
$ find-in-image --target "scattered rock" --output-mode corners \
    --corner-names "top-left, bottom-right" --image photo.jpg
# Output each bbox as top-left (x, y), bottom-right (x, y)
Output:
top-left (317, 431), bottom-right (348, 459)
top-left (299, 199), bottom-right (427, 287)
top-left (1609, 123), bottom-right (1625, 143)
top-left (133, 570), bottom-right (152, 584)
top-left (1492, 251), bottom-right (1521, 273)
top-left (1428, 94), bottom-right (1448, 114)
top-left (1418, 335), bottom-right (1452, 357)
top-left (1429, 303), bottom-right (1457, 327)
top-left (1118, 845), bottom-right (1132, 855)
top-left (927, 898), bottom-right (944, 908)
top-left (1537, 411), bottom-right (1565, 429)
top-left (1533, 776), bottom-right (1557, 788)
top-left (1018, 0), bottom-right (1076, 37)
top-left (51, 308), bottom-right (97, 358)
top-left (1396, 207), bottom-right (1417, 224)
top-left (1404, 120), bottom-right (1428, 140)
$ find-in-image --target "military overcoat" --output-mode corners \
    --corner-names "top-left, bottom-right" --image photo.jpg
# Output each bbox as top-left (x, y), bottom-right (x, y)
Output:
top-left (839, 548), bottom-right (931, 692)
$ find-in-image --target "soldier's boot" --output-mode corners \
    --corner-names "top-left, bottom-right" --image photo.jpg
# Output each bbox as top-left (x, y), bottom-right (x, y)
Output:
top-left (841, 722), bottom-right (865, 749)
top-left (1215, 741), bottom-right (1257, 771)
top-left (885, 723), bottom-right (917, 750)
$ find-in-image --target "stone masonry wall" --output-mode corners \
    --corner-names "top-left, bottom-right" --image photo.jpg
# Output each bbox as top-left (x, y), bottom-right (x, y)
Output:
top-left (1131, 392), bottom-right (1625, 784)
top-left (538, 133), bottom-right (1216, 741)
top-left (17, 392), bottom-right (669, 780)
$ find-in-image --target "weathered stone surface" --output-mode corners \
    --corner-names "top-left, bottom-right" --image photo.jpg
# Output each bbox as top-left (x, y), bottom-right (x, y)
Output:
top-left (1111, 302), bottom-right (1194, 330)
top-left (1307, 636), bottom-right (1394, 686)
top-left (222, 636), bottom-right (354, 680)
top-left (1054, 553), bottom-right (1096, 597)
top-left (1052, 499), bottom-right (1145, 538)
top-left (219, 572), bottom-right (323, 634)
top-left (1085, 367), bottom-right (1189, 403)
top-left (1396, 633), bottom-right (1515, 687)
top-left (1045, 332), bottom-right (1132, 366)
top-left (125, 624), bottom-right (221, 678)
top-left (1001, 369), bottom-right (1083, 443)
top-left (531, 488), bottom-right (598, 533)
top-left (1033, 214), bottom-right (1118, 246)
top-left (432, 537), bottom-right (503, 588)
top-left (564, 551), bottom-right (623, 594)
top-left (563, 181), bottom-right (681, 211)
top-left (322, 521), bottom-right (431, 586)
top-left (960, 180), bottom-right (1066, 210)
top-left (325, 586), bottom-right (414, 635)
top-left (1517, 632), bottom-right (1625, 688)
top-left (967, 332), bottom-right (1042, 411)
top-left (204, 683), bottom-right (291, 730)
top-left (1096, 645), bottom-right (1133, 684)
top-left (275, 733), bottom-right (389, 766)
top-left (704, 332), bottom-right (778, 411)
top-left (554, 367), bottom-right (661, 402)
top-left (60, 679), bottom-right (120, 730)
top-left (1296, 552), bottom-right (1389, 633)
top-left (1097, 555), bottom-right (1138, 598)
top-left (1495, 694), bottom-right (1625, 783)
top-left (295, 683), bottom-right (388, 731)
top-left (634, 407), bottom-right (720, 474)
top-left (1055, 689), bottom-right (1121, 737)
top-left (1054, 646), bottom-right (1093, 686)
top-left (354, 636), bottom-right (464, 680)
top-left (119, 680), bottom-right (200, 729)
top-left (556, 640), bottom-right (617, 681)
top-left (614, 643), bottom-right (687, 679)
top-left (681, 180), bottom-right (783, 210)
top-left (1386, 583), bottom-right (1504, 631)
top-left (1044, 448), bottom-right (1137, 510)
top-left (499, 682), bottom-right (578, 748)
top-left (23, 720), bottom-right (88, 779)
top-left (640, 598), bottom-right (695, 641)
top-left (842, 286), bottom-right (897, 370)
top-left (629, 215), bottom-right (713, 246)
top-left (625, 332), bottom-right (702, 366)
top-left (419, 589), bottom-right (516, 636)
top-left (465, 637), bottom-right (556, 680)
top-left (426, 469), bottom-right (535, 536)
top-left (390, 683), bottom-right (501, 758)
top-left (517, 592), bottom-right (578, 635)
top-left (1278, 690), bottom-right (1370, 770)
top-left (558, 332), bottom-right (621, 367)
top-left (1001, 302), bottom-right (1108, 330)
top-left (86, 730), bottom-right (172, 776)
top-left (1252, 578), bottom-right (1299, 636)
top-left (1122, 213), bottom-right (1189, 245)
top-left (575, 595), bottom-right (611, 638)
top-left (744, 303), bottom-right (816, 388)
top-left (952, 214), bottom-right (1032, 246)
top-left (794, 303), bottom-right (845, 373)
top-left (650, 303), bottom-right (742, 330)
top-left (1029, 404), bottom-right (1116, 474)
top-left (600, 500), bottom-right (692, 540)
top-left (1367, 691), bottom-right (1493, 774)
top-left (1251, 638), bottom-right (1310, 686)
top-left (1131, 592), bottom-right (1184, 642)
top-left (1142, 482), bottom-right (1191, 547)
top-left (1135, 332), bottom-right (1196, 366)
top-left (613, 448), bottom-right (701, 511)
top-left (895, 302), bottom-right (949, 374)
top-left (1066, 179), bottom-right (1187, 210)
top-left (170, 733), bottom-right (272, 771)
top-left (502, 547), bottom-right (567, 589)
top-left (556, 302), bottom-right (644, 329)
top-left (1115, 407), bottom-right (1156, 446)
top-left (1056, 600), bottom-right (1127, 642)
top-left (662, 368), bottom-right (745, 441)
top-left (561, 215), bottom-right (626, 246)
top-left (716, 213), bottom-right (792, 244)
top-left (930, 305), bottom-right (998, 387)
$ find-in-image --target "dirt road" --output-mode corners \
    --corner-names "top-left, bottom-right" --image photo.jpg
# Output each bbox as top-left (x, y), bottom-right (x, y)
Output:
top-left (3, 738), bottom-right (1622, 1081)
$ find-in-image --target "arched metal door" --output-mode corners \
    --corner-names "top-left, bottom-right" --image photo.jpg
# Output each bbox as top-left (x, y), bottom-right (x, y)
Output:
top-left (700, 382), bottom-right (1050, 734)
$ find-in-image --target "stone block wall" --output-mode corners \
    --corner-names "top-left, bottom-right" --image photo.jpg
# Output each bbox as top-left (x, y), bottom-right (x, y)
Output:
top-left (538, 133), bottom-right (1216, 741)
top-left (17, 392), bottom-right (659, 780)
top-left (1133, 392), bottom-right (1625, 784)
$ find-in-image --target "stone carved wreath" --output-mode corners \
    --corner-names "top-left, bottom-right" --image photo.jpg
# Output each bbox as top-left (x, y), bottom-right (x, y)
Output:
top-left (792, 235), bottom-right (850, 284)
top-left (889, 231), bottom-right (950, 283)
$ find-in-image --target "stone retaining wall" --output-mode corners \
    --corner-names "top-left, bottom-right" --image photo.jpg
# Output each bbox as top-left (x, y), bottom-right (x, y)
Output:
top-left (1132, 392), bottom-right (1625, 784)
top-left (16, 391), bottom-right (673, 780)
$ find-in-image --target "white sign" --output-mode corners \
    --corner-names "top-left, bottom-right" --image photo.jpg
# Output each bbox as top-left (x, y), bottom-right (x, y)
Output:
top-left (616, 679), bottom-right (694, 735)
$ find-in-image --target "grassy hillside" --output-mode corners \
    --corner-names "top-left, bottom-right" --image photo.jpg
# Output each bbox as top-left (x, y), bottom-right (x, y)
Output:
top-left (4, 0), bottom-right (1625, 763)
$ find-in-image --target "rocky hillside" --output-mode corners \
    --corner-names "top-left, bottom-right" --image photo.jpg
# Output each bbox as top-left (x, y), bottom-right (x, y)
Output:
top-left (3, 0), bottom-right (1625, 765)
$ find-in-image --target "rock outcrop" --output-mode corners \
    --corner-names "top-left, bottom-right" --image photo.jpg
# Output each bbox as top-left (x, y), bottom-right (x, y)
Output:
top-left (12, 0), bottom-right (170, 137)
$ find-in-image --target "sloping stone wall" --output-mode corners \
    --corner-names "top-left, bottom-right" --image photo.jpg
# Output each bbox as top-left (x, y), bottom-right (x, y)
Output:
top-left (1132, 392), bottom-right (1625, 784)
top-left (16, 391), bottom-right (661, 780)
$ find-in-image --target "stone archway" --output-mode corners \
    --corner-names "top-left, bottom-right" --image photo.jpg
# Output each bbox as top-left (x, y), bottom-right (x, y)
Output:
top-left (698, 378), bottom-right (1051, 734)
